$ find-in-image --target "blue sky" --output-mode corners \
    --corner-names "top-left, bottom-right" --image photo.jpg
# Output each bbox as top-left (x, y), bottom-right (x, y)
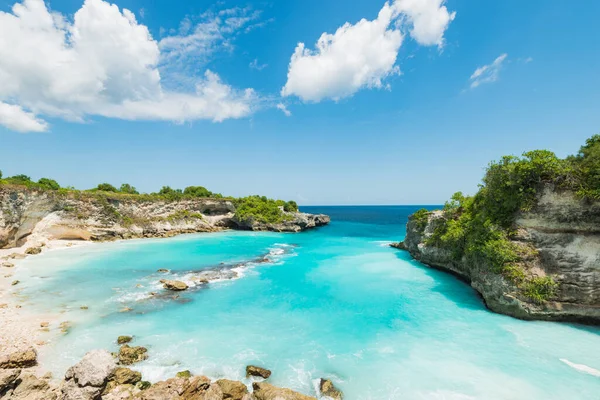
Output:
top-left (0, 0), bottom-right (599, 205)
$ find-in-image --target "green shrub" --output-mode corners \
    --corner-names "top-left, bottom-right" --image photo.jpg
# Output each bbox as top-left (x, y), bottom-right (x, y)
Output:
top-left (284, 200), bottom-right (298, 212)
top-left (119, 183), bottom-right (139, 194)
top-left (524, 276), bottom-right (558, 304)
top-left (411, 208), bottom-right (430, 231)
top-left (38, 178), bottom-right (60, 190)
top-left (95, 183), bottom-right (118, 192)
top-left (183, 186), bottom-right (213, 198)
top-left (234, 195), bottom-right (291, 224)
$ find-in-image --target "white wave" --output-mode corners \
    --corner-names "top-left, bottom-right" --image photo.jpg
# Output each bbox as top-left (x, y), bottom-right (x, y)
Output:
top-left (560, 358), bottom-right (600, 377)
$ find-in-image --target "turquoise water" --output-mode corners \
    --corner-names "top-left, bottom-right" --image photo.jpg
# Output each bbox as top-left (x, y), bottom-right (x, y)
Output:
top-left (12, 206), bottom-right (600, 399)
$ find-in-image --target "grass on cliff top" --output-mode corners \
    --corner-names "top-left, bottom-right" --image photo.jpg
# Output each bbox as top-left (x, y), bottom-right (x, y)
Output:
top-left (411, 134), bottom-right (600, 303)
top-left (0, 173), bottom-right (299, 225)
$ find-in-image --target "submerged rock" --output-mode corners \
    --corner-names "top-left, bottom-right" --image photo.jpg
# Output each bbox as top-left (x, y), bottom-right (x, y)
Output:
top-left (162, 280), bottom-right (188, 291)
top-left (1, 262), bottom-right (14, 268)
top-left (216, 379), bottom-right (248, 400)
top-left (0, 348), bottom-right (37, 369)
top-left (118, 345), bottom-right (148, 365)
top-left (252, 382), bottom-right (315, 400)
top-left (319, 379), bottom-right (342, 400)
top-left (246, 365), bottom-right (271, 379)
top-left (117, 336), bottom-right (133, 345)
top-left (157, 268), bottom-right (169, 273)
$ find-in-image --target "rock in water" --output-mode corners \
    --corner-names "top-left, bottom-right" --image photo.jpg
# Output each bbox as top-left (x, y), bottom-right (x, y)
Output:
top-left (216, 379), bottom-right (248, 400)
top-left (176, 370), bottom-right (191, 378)
top-left (162, 280), bottom-right (188, 291)
top-left (252, 382), bottom-right (316, 400)
top-left (319, 378), bottom-right (343, 400)
top-left (117, 335), bottom-right (133, 345)
top-left (0, 348), bottom-right (37, 369)
top-left (118, 345), bottom-right (148, 365)
top-left (246, 365), bottom-right (271, 379)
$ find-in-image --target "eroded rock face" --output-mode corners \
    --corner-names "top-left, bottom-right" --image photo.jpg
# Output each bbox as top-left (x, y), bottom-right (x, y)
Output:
top-left (0, 348), bottom-right (37, 369)
top-left (7, 373), bottom-right (57, 400)
top-left (245, 365), bottom-right (271, 379)
top-left (252, 382), bottom-right (315, 400)
top-left (0, 369), bottom-right (21, 394)
top-left (0, 187), bottom-right (329, 250)
top-left (398, 187), bottom-right (600, 324)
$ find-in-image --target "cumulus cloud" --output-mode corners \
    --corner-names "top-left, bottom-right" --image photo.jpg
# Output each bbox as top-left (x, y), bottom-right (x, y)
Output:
top-left (276, 103), bottom-right (291, 117)
top-left (0, 102), bottom-right (48, 132)
top-left (0, 0), bottom-right (257, 132)
top-left (469, 53), bottom-right (508, 89)
top-left (281, 0), bottom-right (455, 102)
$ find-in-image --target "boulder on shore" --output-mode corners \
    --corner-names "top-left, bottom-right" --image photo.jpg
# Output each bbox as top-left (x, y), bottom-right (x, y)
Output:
top-left (319, 379), bottom-right (343, 400)
top-left (162, 280), bottom-right (188, 291)
top-left (0, 368), bottom-right (21, 393)
top-left (246, 365), bottom-right (271, 379)
top-left (25, 247), bottom-right (42, 255)
top-left (0, 348), bottom-right (37, 369)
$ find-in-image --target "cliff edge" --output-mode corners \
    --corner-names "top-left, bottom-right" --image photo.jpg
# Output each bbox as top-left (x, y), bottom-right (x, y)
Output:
top-left (0, 186), bottom-right (329, 250)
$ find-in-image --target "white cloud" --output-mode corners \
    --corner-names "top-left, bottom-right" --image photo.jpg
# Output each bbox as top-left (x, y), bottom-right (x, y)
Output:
top-left (469, 53), bottom-right (508, 89)
top-left (250, 59), bottom-right (268, 71)
top-left (394, 0), bottom-right (456, 47)
top-left (281, 0), bottom-right (455, 102)
top-left (0, 102), bottom-right (48, 132)
top-left (276, 103), bottom-right (291, 117)
top-left (0, 0), bottom-right (257, 132)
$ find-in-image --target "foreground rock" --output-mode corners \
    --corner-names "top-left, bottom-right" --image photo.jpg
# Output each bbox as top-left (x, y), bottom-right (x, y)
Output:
top-left (0, 348), bottom-right (37, 369)
top-left (61, 349), bottom-right (117, 399)
top-left (252, 382), bottom-right (316, 400)
top-left (0, 349), bottom-right (328, 400)
top-left (246, 365), bottom-right (271, 379)
top-left (396, 187), bottom-right (600, 324)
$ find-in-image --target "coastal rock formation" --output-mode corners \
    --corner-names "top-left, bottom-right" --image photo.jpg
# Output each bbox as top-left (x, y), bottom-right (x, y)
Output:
top-left (0, 350), bottom-right (327, 400)
top-left (231, 213), bottom-right (330, 233)
top-left (246, 365), bottom-right (271, 379)
top-left (0, 186), bottom-right (329, 250)
top-left (252, 382), bottom-right (315, 400)
top-left (0, 348), bottom-right (37, 369)
top-left (396, 187), bottom-right (600, 324)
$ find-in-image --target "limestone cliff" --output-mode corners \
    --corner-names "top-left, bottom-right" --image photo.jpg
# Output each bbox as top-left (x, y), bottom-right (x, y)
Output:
top-left (395, 187), bottom-right (600, 324)
top-left (0, 186), bottom-right (330, 250)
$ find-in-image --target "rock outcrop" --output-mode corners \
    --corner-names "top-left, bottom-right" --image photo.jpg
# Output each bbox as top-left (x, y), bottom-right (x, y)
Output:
top-left (0, 186), bottom-right (329, 250)
top-left (0, 348), bottom-right (37, 369)
top-left (396, 187), bottom-right (600, 324)
top-left (245, 365), bottom-right (271, 379)
top-left (0, 349), bottom-right (330, 400)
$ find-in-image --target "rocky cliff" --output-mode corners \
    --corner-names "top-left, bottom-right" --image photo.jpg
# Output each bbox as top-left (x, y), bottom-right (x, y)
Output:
top-left (0, 186), bottom-right (330, 250)
top-left (394, 187), bottom-right (600, 324)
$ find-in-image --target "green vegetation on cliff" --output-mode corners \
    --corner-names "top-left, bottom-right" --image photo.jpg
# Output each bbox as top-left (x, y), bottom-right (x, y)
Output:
top-left (0, 172), bottom-right (301, 226)
top-left (413, 135), bottom-right (600, 303)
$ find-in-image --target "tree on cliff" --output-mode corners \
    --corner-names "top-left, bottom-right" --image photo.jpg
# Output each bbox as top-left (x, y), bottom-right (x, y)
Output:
top-left (119, 183), bottom-right (139, 194)
top-left (95, 183), bottom-right (118, 192)
top-left (183, 186), bottom-right (213, 198)
top-left (38, 178), bottom-right (60, 190)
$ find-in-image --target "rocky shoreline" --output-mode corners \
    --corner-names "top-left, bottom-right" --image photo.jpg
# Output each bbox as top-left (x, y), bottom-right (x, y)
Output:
top-left (392, 187), bottom-right (600, 324)
top-left (0, 338), bottom-right (343, 400)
